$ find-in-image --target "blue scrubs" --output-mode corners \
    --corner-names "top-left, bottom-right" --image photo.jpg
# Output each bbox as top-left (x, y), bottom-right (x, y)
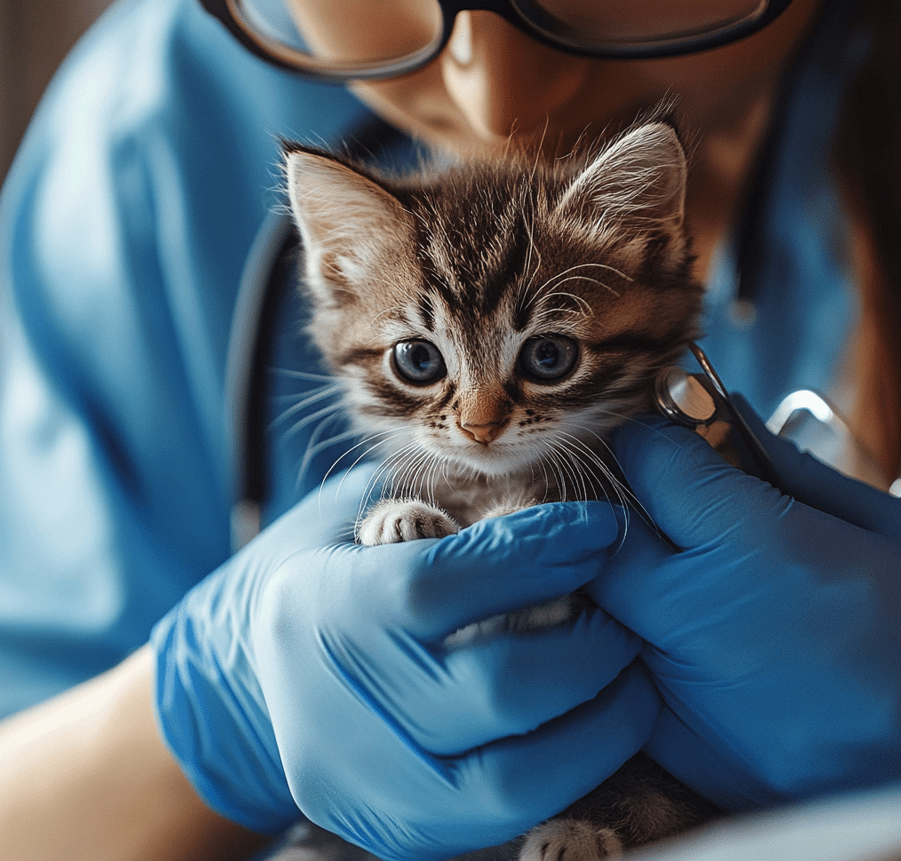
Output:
top-left (0, 0), bottom-right (866, 717)
top-left (1, 2), bottom-right (897, 855)
top-left (0, 0), bottom-right (367, 716)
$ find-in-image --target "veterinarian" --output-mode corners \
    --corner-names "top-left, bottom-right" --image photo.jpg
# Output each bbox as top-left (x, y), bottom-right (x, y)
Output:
top-left (0, 1), bottom-right (898, 859)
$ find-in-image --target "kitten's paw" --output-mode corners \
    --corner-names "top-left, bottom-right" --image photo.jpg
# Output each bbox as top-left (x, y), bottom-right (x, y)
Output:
top-left (520, 819), bottom-right (624, 861)
top-left (357, 499), bottom-right (459, 545)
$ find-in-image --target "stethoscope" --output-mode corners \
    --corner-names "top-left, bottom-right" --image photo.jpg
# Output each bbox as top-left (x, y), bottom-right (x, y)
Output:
top-left (225, 207), bottom-right (295, 550)
top-left (654, 343), bottom-right (783, 486)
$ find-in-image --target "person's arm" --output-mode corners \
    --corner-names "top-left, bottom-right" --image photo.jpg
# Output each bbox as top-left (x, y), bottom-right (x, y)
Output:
top-left (0, 645), bottom-right (270, 861)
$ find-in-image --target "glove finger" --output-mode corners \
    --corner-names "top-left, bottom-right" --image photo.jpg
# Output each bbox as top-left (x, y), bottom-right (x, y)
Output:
top-left (361, 501), bottom-right (623, 640)
top-left (644, 707), bottom-right (775, 810)
top-left (452, 662), bottom-right (661, 842)
top-left (406, 606), bottom-right (642, 755)
top-left (583, 511), bottom-right (676, 631)
top-left (275, 657), bottom-right (658, 861)
top-left (731, 392), bottom-right (901, 537)
top-left (264, 463), bottom-right (381, 550)
top-left (611, 416), bottom-right (790, 551)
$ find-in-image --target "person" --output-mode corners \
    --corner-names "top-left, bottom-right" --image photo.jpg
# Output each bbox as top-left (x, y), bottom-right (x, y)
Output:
top-left (0, 1), bottom-right (899, 859)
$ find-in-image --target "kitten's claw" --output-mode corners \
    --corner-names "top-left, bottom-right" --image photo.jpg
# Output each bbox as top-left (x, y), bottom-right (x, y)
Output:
top-left (357, 499), bottom-right (459, 545)
top-left (520, 819), bottom-right (624, 861)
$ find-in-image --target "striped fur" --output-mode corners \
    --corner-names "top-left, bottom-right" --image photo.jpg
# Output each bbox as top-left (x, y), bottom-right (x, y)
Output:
top-left (285, 118), bottom-right (714, 858)
top-left (285, 119), bottom-right (703, 529)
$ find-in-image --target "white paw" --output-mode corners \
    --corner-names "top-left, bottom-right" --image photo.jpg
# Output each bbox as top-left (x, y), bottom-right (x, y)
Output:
top-left (356, 498), bottom-right (459, 545)
top-left (520, 819), bottom-right (623, 861)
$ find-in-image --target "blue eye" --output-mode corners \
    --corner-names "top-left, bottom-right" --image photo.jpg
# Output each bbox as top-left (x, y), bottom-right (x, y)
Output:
top-left (392, 340), bottom-right (446, 385)
top-left (519, 335), bottom-right (578, 381)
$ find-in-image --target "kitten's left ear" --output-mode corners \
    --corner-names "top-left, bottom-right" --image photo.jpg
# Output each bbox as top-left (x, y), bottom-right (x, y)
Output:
top-left (555, 121), bottom-right (688, 236)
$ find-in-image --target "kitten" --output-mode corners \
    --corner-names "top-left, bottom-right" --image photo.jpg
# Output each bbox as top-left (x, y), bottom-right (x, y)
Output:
top-left (284, 118), bottom-right (716, 859)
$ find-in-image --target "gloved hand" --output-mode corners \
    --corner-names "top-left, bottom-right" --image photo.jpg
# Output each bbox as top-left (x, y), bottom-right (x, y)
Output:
top-left (152, 465), bottom-right (661, 861)
top-left (590, 400), bottom-right (901, 811)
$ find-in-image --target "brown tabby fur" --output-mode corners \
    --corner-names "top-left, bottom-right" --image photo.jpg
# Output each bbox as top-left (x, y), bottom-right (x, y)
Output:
top-left (284, 117), bottom-right (718, 858)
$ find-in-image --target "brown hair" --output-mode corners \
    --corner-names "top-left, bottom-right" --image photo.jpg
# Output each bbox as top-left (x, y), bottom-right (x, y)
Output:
top-left (834, 1), bottom-right (901, 478)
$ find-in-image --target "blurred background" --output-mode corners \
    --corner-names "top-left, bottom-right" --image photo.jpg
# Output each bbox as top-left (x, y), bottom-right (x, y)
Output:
top-left (0, 0), bottom-right (113, 183)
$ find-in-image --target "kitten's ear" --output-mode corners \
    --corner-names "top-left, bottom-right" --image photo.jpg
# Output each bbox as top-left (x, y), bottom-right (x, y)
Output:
top-left (555, 121), bottom-right (688, 239)
top-left (284, 145), bottom-right (414, 307)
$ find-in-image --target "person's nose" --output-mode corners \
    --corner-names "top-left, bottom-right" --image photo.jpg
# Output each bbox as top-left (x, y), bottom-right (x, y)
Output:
top-left (439, 11), bottom-right (590, 143)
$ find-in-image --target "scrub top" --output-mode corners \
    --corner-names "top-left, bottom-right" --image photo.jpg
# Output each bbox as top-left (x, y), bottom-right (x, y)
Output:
top-left (3, 0), bottom-right (899, 858)
top-left (0, 0), bottom-right (865, 717)
top-left (0, 0), bottom-right (369, 716)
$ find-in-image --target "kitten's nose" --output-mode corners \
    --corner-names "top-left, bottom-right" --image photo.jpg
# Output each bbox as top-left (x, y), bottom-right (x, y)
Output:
top-left (458, 421), bottom-right (506, 445)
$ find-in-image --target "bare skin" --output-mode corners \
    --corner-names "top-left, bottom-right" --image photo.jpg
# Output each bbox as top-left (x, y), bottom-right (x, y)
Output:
top-left (0, 3), bottom-right (829, 860)
top-left (288, 0), bottom-right (824, 280)
top-left (0, 646), bottom-right (271, 861)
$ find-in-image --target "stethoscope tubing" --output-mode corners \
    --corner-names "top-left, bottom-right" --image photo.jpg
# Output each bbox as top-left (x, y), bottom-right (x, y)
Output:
top-left (225, 209), bottom-right (295, 550)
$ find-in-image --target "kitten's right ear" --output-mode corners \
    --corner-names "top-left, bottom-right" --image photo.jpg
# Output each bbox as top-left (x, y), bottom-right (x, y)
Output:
top-left (283, 144), bottom-right (415, 308)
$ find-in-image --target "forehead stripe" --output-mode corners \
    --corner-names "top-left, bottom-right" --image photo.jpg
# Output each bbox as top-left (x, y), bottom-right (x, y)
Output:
top-left (418, 292), bottom-right (436, 332)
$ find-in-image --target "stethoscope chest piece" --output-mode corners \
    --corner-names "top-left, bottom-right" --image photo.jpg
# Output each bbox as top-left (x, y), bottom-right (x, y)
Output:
top-left (655, 366), bottom-right (717, 426)
top-left (654, 342), bottom-right (783, 489)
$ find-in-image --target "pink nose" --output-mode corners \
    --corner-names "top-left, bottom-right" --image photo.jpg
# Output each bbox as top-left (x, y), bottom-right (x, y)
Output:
top-left (458, 421), bottom-right (505, 445)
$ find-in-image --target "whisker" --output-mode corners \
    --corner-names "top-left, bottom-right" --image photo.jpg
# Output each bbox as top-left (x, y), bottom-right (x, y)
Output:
top-left (295, 412), bottom-right (348, 489)
top-left (544, 260), bottom-right (633, 285)
top-left (320, 427), bottom-right (403, 485)
top-left (556, 436), bottom-right (609, 503)
top-left (323, 428), bottom-right (410, 507)
top-left (269, 367), bottom-right (337, 383)
top-left (297, 426), bottom-right (359, 481)
top-left (560, 424), bottom-right (664, 541)
top-left (553, 433), bottom-right (632, 546)
top-left (545, 447), bottom-right (572, 503)
top-left (542, 275), bottom-right (620, 299)
top-left (371, 440), bottom-right (423, 498)
top-left (278, 401), bottom-right (346, 440)
top-left (522, 261), bottom-right (633, 313)
top-left (352, 439), bottom-right (423, 527)
top-left (272, 384), bottom-right (344, 426)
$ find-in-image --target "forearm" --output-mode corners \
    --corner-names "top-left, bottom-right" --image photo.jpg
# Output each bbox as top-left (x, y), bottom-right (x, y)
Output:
top-left (0, 645), bottom-right (271, 861)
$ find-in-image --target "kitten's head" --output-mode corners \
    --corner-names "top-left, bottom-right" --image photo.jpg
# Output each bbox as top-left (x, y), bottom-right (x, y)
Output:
top-left (284, 120), bottom-right (703, 478)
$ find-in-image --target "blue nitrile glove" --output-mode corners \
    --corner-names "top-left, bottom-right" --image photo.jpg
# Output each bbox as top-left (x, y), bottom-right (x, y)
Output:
top-left (152, 465), bottom-right (661, 861)
top-left (589, 403), bottom-right (901, 811)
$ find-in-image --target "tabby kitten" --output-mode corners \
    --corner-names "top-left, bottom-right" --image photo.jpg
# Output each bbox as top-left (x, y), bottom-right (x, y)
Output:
top-left (284, 118), bottom-right (712, 859)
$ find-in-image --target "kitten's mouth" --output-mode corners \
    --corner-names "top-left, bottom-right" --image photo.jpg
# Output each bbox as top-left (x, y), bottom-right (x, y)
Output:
top-left (445, 437), bottom-right (536, 477)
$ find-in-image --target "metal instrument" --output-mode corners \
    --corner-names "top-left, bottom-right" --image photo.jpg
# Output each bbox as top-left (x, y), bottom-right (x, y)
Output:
top-left (655, 343), bottom-right (783, 489)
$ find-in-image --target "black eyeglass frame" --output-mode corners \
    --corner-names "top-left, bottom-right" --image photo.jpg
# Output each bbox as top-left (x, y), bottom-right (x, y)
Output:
top-left (199, 0), bottom-right (796, 81)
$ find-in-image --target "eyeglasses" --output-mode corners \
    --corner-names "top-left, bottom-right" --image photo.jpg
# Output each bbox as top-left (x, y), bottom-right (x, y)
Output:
top-left (200, 0), bottom-right (795, 81)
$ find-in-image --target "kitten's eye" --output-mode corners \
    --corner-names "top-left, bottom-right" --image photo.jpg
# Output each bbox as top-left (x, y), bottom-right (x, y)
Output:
top-left (392, 340), bottom-right (446, 385)
top-left (519, 335), bottom-right (578, 382)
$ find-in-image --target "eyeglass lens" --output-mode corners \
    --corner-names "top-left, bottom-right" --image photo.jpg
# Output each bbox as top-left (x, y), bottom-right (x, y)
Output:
top-left (230, 0), bottom-right (769, 67)
top-left (533, 0), bottom-right (767, 43)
